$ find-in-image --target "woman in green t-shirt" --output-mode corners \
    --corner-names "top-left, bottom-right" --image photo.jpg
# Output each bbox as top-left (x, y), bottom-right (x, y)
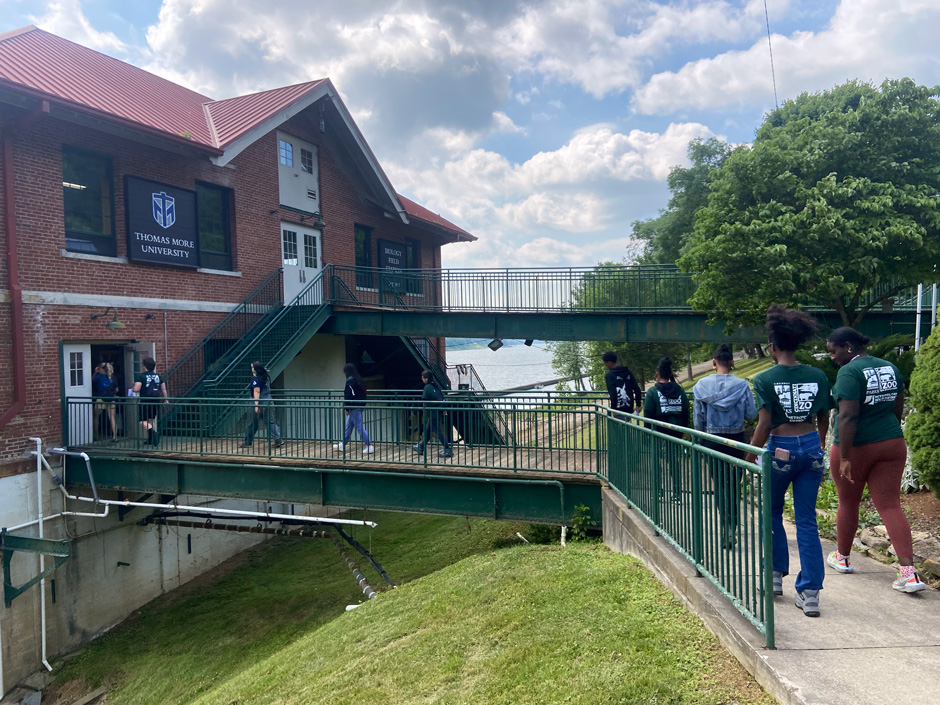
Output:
top-left (826, 327), bottom-right (925, 594)
top-left (746, 305), bottom-right (831, 618)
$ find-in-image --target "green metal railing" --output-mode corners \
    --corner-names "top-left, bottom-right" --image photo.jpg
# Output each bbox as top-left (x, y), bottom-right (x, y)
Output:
top-left (65, 393), bottom-right (773, 646)
top-left (64, 396), bottom-right (603, 474)
top-left (603, 412), bottom-right (773, 648)
top-left (162, 267), bottom-right (284, 398)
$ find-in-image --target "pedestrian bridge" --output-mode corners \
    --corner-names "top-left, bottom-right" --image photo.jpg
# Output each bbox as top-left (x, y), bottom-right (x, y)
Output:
top-left (62, 391), bottom-right (777, 647)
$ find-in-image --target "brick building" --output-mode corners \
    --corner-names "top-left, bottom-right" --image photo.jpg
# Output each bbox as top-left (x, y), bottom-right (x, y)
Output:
top-left (0, 25), bottom-right (474, 474)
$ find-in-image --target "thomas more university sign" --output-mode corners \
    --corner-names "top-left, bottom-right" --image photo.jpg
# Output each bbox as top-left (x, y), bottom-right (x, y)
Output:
top-left (125, 176), bottom-right (198, 268)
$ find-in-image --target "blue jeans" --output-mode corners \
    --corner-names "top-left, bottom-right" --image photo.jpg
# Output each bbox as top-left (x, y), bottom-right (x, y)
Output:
top-left (422, 412), bottom-right (451, 451)
top-left (344, 408), bottom-right (371, 446)
top-left (768, 432), bottom-right (825, 592)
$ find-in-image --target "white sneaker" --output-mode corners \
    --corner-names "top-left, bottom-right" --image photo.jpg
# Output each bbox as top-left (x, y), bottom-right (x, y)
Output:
top-left (364, 445), bottom-right (375, 454)
top-left (332, 442), bottom-right (344, 451)
top-left (892, 571), bottom-right (927, 594)
top-left (827, 551), bottom-right (854, 574)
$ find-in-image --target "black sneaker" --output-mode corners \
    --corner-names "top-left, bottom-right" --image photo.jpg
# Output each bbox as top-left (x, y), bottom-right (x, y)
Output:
top-left (412, 443), bottom-right (424, 455)
top-left (274, 439), bottom-right (284, 448)
top-left (439, 448), bottom-right (453, 458)
top-left (239, 442), bottom-right (252, 448)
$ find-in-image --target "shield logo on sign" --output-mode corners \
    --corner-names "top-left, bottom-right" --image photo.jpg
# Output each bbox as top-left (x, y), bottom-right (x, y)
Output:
top-left (152, 191), bottom-right (176, 229)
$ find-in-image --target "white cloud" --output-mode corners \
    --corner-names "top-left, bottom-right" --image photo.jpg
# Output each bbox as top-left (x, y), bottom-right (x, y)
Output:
top-left (633, 0), bottom-right (940, 114)
top-left (30, 0), bottom-right (127, 54)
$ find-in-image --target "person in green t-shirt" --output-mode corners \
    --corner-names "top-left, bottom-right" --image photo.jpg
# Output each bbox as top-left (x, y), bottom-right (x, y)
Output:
top-left (826, 327), bottom-right (925, 594)
top-left (746, 305), bottom-right (831, 617)
top-left (643, 357), bottom-right (690, 504)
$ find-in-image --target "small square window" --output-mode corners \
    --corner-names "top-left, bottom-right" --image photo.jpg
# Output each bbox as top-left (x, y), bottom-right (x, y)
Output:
top-left (279, 139), bottom-right (293, 167)
top-left (301, 148), bottom-right (314, 174)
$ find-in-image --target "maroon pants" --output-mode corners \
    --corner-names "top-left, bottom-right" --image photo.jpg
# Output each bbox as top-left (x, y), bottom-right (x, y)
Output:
top-left (830, 438), bottom-right (913, 560)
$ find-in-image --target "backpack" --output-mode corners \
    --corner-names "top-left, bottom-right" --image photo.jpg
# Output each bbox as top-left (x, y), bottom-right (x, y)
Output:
top-left (141, 372), bottom-right (162, 398)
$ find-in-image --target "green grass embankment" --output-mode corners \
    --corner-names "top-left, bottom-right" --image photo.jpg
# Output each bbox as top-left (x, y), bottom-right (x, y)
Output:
top-left (50, 513), bottom-right (771, 705)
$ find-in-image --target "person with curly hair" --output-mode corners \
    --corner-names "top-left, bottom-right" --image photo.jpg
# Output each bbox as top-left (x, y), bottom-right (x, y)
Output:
top-left (826, 327), bottom-right (925, 594)
top-left (746, 305), bottom-right (833, 617)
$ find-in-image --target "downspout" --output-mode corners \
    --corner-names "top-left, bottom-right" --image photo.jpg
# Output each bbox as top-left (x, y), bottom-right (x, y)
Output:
top-left (1, 101), bottom-right (49, 430)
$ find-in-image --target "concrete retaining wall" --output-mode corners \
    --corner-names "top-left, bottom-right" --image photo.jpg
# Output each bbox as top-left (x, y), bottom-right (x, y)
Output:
top-left (0, 465), bottom-right (327, 694)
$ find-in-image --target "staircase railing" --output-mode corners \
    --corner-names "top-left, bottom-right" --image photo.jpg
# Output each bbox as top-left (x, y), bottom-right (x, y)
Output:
top-left (202, 266), bottom-right (331, 395)
top-left (163, 267), bottom-right (284, 398)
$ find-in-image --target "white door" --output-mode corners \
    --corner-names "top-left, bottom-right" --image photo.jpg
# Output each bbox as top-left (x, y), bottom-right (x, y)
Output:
top-left (63, 343), bottom-right (92, 445)
top-left (281, 223), bottom-right (322, 304)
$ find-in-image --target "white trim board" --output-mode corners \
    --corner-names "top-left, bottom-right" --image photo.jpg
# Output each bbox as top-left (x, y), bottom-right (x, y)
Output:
top-left (0, 289), bottom-right (240, 313)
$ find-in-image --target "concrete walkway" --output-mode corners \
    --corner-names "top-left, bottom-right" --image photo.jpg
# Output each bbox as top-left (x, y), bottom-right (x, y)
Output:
top-left (602, 488), bottom-right (940, 705)
top-left (766, 528), bottom-right (940, 705)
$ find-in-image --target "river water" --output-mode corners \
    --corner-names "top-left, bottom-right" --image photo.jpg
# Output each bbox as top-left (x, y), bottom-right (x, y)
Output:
top-left (446, 343), bottom-right (576, 390)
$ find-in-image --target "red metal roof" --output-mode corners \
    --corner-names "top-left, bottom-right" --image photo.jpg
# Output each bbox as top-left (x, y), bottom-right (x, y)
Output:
top-left (205, 80), bottom-right (327, 147)
top-left (0, 26), bottom-right (216, 146)
top-left (397, 194), bottom-right (476, 241)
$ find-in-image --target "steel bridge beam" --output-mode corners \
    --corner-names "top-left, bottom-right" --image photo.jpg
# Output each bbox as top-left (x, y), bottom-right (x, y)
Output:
top-left (326, 310), bottom-right (914, 343)
top-left (65, 456), bottom-right (602, 526)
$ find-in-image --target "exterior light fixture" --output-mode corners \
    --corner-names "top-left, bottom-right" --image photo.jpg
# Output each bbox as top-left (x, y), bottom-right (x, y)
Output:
top-left (524, 339), bottom-right (534, 346)
top-left (312, 211), bottom-right (326, 228)
top-left (90, 306), bottom-right (126, 330)
top-left (487, 339), bottom-right (503, 351)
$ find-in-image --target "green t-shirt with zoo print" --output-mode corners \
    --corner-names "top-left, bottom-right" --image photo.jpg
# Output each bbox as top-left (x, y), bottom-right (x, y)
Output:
top-left (832, 356), bottom-right (903, 447)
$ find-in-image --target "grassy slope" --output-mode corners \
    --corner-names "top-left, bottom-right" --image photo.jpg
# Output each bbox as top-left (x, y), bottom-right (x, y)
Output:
top-left (50, 513), bottom-right (529, 705)
top-left (195, 546), bottom-right (771, 705)
top-left (50, 514), bottom-right (770, 705)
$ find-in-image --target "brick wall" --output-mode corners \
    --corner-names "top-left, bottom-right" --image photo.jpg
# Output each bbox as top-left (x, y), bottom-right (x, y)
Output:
top-left (0, 101), bottom-right (455, 468)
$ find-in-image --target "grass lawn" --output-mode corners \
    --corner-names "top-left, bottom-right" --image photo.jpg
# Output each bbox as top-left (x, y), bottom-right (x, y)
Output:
top-left (48, 513), bottom-right (771, 705)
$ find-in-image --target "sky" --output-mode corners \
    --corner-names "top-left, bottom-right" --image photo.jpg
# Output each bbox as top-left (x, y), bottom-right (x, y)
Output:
top-left (3, 0), bottom-right (940, 268)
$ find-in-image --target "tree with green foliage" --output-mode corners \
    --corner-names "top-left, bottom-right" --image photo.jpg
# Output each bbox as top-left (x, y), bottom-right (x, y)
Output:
top-left (633, 137), bottom-right (732, 265)
top-left (546, 340), bottom-right (588, 390)
top-left (680, 79), bottom-right (940, 331)
top-left (550, 262), bottom-right (687, 390)
top-left (905, 327), bottom-right (940, 498)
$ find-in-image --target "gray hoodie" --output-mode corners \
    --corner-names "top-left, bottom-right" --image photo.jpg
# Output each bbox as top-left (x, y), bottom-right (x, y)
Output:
top-left (692, 373), bottom-right (757, 435)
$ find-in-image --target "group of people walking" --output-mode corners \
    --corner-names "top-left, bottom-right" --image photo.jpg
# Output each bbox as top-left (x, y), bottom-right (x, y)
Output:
top-left (604, 303), bottom-right (926, 618)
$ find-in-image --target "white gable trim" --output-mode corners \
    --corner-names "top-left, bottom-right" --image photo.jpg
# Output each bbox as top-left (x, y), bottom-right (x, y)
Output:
top-left (210, 81), bottom-right (408, 224)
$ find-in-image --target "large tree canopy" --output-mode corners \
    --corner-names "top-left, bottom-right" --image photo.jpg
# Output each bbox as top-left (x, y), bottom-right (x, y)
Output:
top-left (633, 138), bottom-right (731, 265)
top-left (679, 79), bottom-right (940, 329)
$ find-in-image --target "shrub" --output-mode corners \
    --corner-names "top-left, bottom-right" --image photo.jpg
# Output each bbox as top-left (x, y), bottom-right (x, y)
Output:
top-left (906, 327), bottom-right (940, 498)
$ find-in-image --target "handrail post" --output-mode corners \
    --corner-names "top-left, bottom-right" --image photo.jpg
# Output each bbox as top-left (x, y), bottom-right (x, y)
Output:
top-left (691, 447), bottom-right (704, 569)
top-left (652, 434), bottom-right (661, 528)
top-left (512, 403), bottom-right (517, 472)
top-left (761, 450), bottom-right (776, 649)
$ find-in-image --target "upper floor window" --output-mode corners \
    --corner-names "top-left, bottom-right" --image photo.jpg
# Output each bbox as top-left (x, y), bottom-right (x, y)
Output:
top-left (279, 139), bottom-right (293, 166)
top-left (301, 148), bottom-right (314, 174)
top-left (62, 146), bottom-right (115, 256)
top-left (196, 183), bottom-right (232, 271)
top-left (354, 224), bottom-right (372, 288)
top-left (405, 239), bottom-right (421, 294)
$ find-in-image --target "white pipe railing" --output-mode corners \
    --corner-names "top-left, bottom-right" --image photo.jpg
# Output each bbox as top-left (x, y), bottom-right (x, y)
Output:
top-left (29, 438), bottom-right (53, 672)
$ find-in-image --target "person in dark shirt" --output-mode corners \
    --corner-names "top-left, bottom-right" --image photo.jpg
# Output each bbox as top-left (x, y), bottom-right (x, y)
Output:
top-left (240, 361), bottom-right (283, 449)
top-left (827, 327), bottom-right (924, 594)
top-left (132, 356), bottom-right (167, 447)
top-left (333, 363), bottom-right (374, 454)
top-left (412, 369), bottom-right (452, 458)
top-left (643, 357), bottom-right (690, 504)
top-left (92, 362), bottom-right (119, 442)
top-left (747, 305), bottom-right (832, 617)
top-left (602, 351), bottom-right (643, 414)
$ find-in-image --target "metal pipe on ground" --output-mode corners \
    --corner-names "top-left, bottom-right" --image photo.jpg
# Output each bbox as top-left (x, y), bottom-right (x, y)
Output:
top-left (333, 525), bottom-right (396, 587)
top-left (327, 533), bottom-right (377, 600)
